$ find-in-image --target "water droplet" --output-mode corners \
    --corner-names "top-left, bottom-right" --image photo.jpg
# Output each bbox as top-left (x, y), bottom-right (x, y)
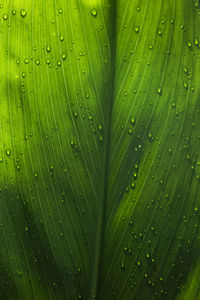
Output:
top-left (85, 93), bottom-right (90, 99)
top-left (157, 87), bottom-right (162, 95)
top-left (12, 10), bottom-right (16, 15)
top-left (58, 8), bottom-right (63, 14)
top-left (34, 172), bottom-right (38, 179)
top-left (128, 129), bottom-right (133, 135)
top-left (133, 172), bottom-right (137, 178)
top-left (134, 26), bottom-right (140, 33)
top-left (183, 82), bottom-right (188, 90)
top-left (98, 124), bottom-right (103, 130)
top-left (20, 9), bottom-right (27, 17)
top-left (137, 261), bottom-right (141, 267)
top-left (62, 53), bottom-right (66, 60)
top-left (91, 8), bottom-right (98, 17)
top-left (130, 182), bottom-right (135, 189)
top-left (46, 45), bottom-right (51, 52)
top-left (6, 149), bottom-right (11, 157)
top-left (194, 37), bottom-right (199, 46)
top-left (121, 260), bottom-right (125, 271)
top-left (3, 14), bottom-right (8, 20)
top-left (17, 270), bottom-right (23, 277)
top-left (60, 34), bottom-right (64, 41)
top-left (130, 117), bottom-right (135, 125)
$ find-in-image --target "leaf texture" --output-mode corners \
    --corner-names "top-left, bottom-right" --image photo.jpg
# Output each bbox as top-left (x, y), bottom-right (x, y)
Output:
top-left (0, 0), bottom-right (200, 299)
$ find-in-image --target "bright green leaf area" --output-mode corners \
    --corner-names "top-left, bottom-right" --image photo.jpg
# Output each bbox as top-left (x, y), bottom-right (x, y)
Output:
top-left (0, 0), bottom-right (200, 299)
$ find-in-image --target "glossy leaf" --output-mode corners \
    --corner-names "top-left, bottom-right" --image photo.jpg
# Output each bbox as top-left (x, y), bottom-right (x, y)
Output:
top-left (0, 0), bottom-right (200, 299)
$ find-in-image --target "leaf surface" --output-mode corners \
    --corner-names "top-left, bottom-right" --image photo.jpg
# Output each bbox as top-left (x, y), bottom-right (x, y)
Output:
top-left (0, 0), bottom-right (200, 299)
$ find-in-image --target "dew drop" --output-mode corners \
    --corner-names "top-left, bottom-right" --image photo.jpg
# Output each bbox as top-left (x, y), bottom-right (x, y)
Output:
top-left (46, 45), bottom-right (51, 52)
top-left (183, 82), bottom-right (188, 90)
top-left (98, 124), bottom-right (103, 130)
top-left (34, 172), bottom-right (38, 180)
top-left (130, 117), bottom-right (135, 125)
top-left (130, 182), bottom-right (135, 189)
top-left (62, 53), bottom-right (66, 60)
top-left (128, 129), bottom-right (133, 135)
top-left (194, 37), bottom-right (199, 46)
top-left (157, 87), bottom-right (162, 95)
top-left (146, 253), bottom-right (150, 259)
top-left (3, 14), bottom-right (8, 20)
top-left (171, 102), bottom-right (176, 108)
top-left (6, 149), bottom-right (11, 157)
top-left (60, 34), bottom-right (64, 41)
top-left (134, 26), bottom-right (140, 33)
top-left (85, 93), bottom-right (90, 99)
top-left (20, 9), bottom-right (27, 17)
top-left (91, 8), bottom-right (98, 17)
top-left (137, 261), bottom-right (141, 267)
top-left (121, 260), bottom-right (125, 271)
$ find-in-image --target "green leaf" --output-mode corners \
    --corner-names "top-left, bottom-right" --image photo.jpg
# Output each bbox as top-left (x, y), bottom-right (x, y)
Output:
top-left (0, 0), bottom-right (200, 299)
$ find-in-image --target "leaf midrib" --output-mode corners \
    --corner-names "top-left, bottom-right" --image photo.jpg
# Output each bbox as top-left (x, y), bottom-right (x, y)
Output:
top-left (90, 1), bottom-right (117, 299)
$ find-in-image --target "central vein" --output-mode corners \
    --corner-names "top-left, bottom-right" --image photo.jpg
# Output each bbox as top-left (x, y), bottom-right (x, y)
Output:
top-left (90, 0), bottom-right (117, 299)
